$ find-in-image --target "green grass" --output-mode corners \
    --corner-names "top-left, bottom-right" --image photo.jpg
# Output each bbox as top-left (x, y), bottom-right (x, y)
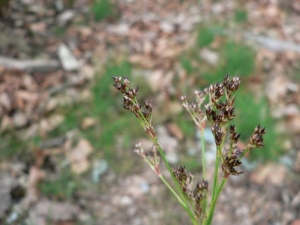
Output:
top-left (0, 133), bottom-right (27, 161)
top-left (201, 42), bottom-right (256, 84)
top-left (196, 25), bottom-right (224, 48)
top-left (196, 27), bottom-right (215, 47)
top-left (233, 92), bottom-right (283, 161)
top-left (39, 169), bottom-right (79, 199)
top-left (222, 42), bottom-right (255, 76)
top-left (234, 10), bottom-right (248, 23)
top-left (180, 56), bottom-right (194, 74)
top-left (53, 27), bottom-right (67, 37)
top-left (91, 0), bottom-right (117, 21)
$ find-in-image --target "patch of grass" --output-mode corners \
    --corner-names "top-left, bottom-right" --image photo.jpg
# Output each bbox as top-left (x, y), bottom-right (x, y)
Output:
top-left (233, 92), bottom-right (282, 161)
top-left (196, 27), bottom-right (215, 47)
top-left (53, 27), bottom-right (67, 37)
top-left (234, 10), bottom-right (248, 23)
top-left (180, 56), bottom-right (194, 74)
top-left (221, 42), bottom-right (255, 76)
top-left (91, 0), bottom-right (117, 21)
top-left (0, 133), bottom-right (27, 161)
top-left (39, 169), bottom-right (79, 199)
top-left (201, 42), bottom-right (256, 84)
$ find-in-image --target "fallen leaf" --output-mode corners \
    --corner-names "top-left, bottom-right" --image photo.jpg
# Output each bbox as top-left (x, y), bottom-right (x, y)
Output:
top-left (81, 117), bottom-right (96, 130)
top-left (22, 166), bottom-right (46, 208)
top-left (66, 139), bottom-right (94, 174)
top-left (0, 115), bottom-right (13, 133)
top-left (39, 114), bottom-right (64, 135)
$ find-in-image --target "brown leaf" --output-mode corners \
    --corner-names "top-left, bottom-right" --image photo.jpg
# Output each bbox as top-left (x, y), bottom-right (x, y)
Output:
top-left (22, 166), bottom-right (46, 208)
top-left (81, 117), bottom-right (96, 130)
top-left (66, 139), bottom-right (94, 174)
top-left (0, 115), bottom-right (13, 133)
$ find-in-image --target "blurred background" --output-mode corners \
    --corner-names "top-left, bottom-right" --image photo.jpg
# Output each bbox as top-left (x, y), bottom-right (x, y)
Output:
top-left (0, 0), bottom-right (300, 224)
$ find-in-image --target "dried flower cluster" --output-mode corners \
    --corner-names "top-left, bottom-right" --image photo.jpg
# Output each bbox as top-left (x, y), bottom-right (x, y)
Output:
top-left (183, 75), bottom-right (266, 178)
top-left (173, 166), bottom-right (208, 219)
top-left (113, 76), bottom-right (156, 140)
top-left (181, 90), bottom-right (206, 130)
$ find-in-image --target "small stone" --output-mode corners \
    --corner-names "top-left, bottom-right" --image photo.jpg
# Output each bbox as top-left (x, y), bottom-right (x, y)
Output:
top-left (58, 44), bottom-right (80, 71)
top-left (81, 117), bottom-right (96, 130)
top-left (166, 152), bottom-right (179, 165)
top-left (119, 196), bottom-right (133, 206)
top-left (13, 112), bottom-right (28, 128)
top-left (199, 48), bottom-right (219, 66)
top-left (58, 10), bottom-right (75, 27)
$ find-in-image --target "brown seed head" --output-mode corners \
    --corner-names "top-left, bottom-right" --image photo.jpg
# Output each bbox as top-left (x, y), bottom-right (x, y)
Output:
top-left (247, 125), bottom-right (266, 149)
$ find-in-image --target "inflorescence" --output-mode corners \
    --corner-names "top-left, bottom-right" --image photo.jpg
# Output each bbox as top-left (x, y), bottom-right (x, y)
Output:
top-left (113, 74), bottom-right (266, 223)
top-left (181, 74), bottom-right (266, 178)
top-left (113, 76), bottom-right (156, 140)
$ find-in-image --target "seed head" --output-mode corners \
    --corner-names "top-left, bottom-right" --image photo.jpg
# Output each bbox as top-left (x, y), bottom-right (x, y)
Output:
top-left (222, 147), bottom-right (243, 178)
top-left (211, 122), bottom-right (224, 146)
top-left (247, 125), bottom-right (266, 150)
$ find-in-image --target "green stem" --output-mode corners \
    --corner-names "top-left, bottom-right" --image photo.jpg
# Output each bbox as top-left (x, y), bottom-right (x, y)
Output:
top-left (200, 129), bottom-right (206, 180)
top-left (155, 144), bottom-right (197, 223)
top-left (200, 129), bottom-right (208, 217)
top-left (211, 146), bottom-right (221, 201)
top-left (159, 175), bottom-right (186, 208)
top-left (133, 97), bottom-right (197, 224)
top-left (238, 147), bottom-right (249, 160)
top-left (159, 175), bottom-right (198, 225)
top-left (205, 178), bottom-right (227, 225)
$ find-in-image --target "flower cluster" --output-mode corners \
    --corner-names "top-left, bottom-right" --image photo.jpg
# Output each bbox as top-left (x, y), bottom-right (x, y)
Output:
top-left (204, 75), bottom-right (266, 177)
top-left (181, 90), bottom-right (207, 130)
top-left (113, 76), bottom-right (156, 140)
top-left (173, 166), bottom-right (208, 219)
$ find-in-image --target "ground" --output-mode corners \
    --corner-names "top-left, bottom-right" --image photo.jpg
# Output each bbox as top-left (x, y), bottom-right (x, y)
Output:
top-left (0, 0), bottom-right (300, 225)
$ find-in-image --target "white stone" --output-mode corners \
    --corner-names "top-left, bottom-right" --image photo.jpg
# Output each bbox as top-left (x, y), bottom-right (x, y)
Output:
top-left (58, 44), bottom-right (80, 71)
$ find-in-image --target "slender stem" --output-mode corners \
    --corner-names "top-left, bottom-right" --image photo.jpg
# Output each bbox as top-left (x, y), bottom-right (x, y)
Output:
top-left (159, 175), bottom-right (186, 208)
top-left (133, 97), bottom-right (197, 222)
top-left (200, 129), bottom-right (206, 180)
top-left (159, 175), bottom-right (198, 225)
top-left (155, 144), bottom-right (197, 222)
top-left (211, 146), bottom-right (221, 201)
top-left (199, 128), bottom-right (208, 217)
top-left (238, 147), bottom-right (249, 160)
top-left (205, 178), bottom-right (227, 225)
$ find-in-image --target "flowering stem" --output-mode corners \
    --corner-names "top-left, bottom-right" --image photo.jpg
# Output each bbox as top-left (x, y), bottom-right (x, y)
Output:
top-left (211, 145), bottom-right (221, 201)
top-left (155, 143), bottom-right (197, 222)
top-left (158, 175), bottom-right (186, 207)
top-left (200, 128), bottom-right (208, 215)
top-left (204, 177), bottom-right (227, 225)
top-left (159, 175), bottom-right (198, 225)
top-left (200, 129), bottom-right (207, 180)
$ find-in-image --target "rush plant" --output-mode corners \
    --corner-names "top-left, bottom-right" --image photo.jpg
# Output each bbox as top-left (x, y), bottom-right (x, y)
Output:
top-left (113, 75), bottom-right (266, 225)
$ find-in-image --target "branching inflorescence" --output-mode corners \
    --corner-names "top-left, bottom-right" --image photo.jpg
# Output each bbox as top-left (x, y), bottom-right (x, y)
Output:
top-left (113, 74), bottom-right (266, 225)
